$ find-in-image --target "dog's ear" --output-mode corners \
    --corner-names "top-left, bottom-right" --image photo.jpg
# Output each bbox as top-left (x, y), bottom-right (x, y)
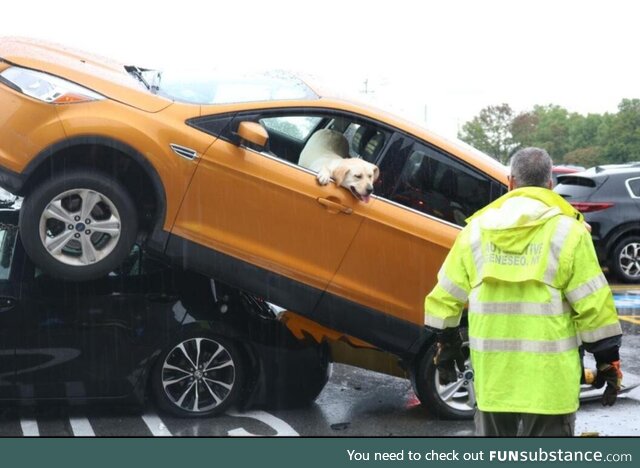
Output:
top-left (372, 165), bottom-right (380, 182)
top-left (332, 163), bottom-right (350, 186)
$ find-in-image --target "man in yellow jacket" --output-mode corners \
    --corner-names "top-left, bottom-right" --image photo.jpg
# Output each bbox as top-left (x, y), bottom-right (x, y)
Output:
top-left (424, 147), bottom-right (623, 437)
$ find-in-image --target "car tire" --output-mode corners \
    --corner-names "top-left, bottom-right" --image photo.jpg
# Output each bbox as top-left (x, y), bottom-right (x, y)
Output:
top-left (412, 328), bottom-right (475, 420)
top-left (19, 169), bottom-right (138, 281)
top-left (152, 334), bottom-right (245, 417)
top-left (611, 235), bottom-right (640, 283)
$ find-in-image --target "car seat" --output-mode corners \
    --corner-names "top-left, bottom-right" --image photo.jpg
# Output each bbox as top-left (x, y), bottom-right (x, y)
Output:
top-left (298, 129), bottom-right (350, 171)
top-left (350, 126), bottom-right (385, 162)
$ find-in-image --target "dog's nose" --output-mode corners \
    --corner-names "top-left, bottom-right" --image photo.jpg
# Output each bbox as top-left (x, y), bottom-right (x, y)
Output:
top-left (366, 186), bottom-right (373, 195)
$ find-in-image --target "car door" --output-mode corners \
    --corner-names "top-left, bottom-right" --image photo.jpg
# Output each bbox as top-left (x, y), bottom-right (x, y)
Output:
top-left (170, 110), bottom-right (365, 315)
top-left (318, 133), bottom-right (506, 353)
top-left (0, 220), bottom-right (21, 398)
top-left (15, 246), bottom-right (150, 399)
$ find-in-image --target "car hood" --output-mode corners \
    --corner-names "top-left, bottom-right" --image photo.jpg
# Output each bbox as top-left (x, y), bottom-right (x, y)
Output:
top-left (0, 37), bottom-right (172, 113)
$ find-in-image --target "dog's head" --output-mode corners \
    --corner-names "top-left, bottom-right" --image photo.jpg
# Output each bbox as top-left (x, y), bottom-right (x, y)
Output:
top-left (332, 158), bottom-right (380, 203)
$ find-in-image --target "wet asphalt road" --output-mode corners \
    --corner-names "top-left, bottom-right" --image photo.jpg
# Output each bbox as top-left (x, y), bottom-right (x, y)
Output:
top-left (0, 289), bottom-right (638, 437)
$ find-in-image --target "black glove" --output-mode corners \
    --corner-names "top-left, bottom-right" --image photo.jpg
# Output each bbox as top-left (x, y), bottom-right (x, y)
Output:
top-left (594, 360), bottom-right (623, 406)
top-left (432, 328), bottom-right (466, 385)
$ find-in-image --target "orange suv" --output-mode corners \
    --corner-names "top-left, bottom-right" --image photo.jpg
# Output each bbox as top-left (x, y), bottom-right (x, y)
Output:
top-left (0, 37), bottom-right (508, 418)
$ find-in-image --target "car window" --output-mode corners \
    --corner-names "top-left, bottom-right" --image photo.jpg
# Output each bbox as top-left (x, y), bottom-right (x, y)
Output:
top-left (337, 123), bottom-right (387, 163)
top-left (260, 116), bottom-right (322, 141)
top-left (626, 178), bottom-right (640, 198)
top-left (234, 111), bottom-right (390, 167)
top-left (554, 176), bottom-right (598, 200)
top-left (0, 224), bottom-right (17, 280)
top-left (377, 135), bottom-right (493, 226)
top-left (153, 71), bottom-right (318, 105)
top-left (108, 244), bottom-right (167, 277)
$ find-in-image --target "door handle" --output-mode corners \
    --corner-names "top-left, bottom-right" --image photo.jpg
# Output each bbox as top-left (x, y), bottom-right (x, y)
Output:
top-left (316, 197), bottom-right (353, 214)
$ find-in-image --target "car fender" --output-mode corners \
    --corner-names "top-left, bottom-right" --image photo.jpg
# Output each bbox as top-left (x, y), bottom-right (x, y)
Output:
top-left (20, 135), bottom-right (170, 251)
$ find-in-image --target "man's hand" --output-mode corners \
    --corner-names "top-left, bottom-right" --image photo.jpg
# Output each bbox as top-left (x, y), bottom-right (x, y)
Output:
top-left (433, 329), bottom-right (466, 385)
top-left (594, 360), bottom-right (623, 406)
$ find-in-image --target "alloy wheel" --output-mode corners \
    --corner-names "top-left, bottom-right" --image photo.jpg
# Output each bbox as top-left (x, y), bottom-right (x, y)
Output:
top-left (434, 355), bottom-right (476, 414)
top-left (619, 242), bottom-right (640, 279)
top-left (38, 188), bottom-right (121, 266)
top-left (161, 337), bottom-right (237, 414)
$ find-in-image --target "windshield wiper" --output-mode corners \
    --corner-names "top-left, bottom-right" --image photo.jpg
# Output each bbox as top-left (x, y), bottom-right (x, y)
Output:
top-left (125, 66), bottom-right (161, 94)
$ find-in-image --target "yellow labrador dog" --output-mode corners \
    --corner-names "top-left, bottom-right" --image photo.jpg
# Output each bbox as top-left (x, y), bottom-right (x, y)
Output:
top-left (299, 129), bottom-right (379, 203)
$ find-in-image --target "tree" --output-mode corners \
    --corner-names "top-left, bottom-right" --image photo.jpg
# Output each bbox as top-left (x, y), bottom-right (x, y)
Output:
top-left (568, 113), bottom-right (605, 151)
top-left (563, 147), bottom-right (602, 167)
top-left (510, 105), bottom-right (573, 162)
top-left (599, 99), bottom-right (640, 163)
top-left (458, 104), bottom-right (516, 163)
top-left (510, 112), bottom-right (539, 148)
top-left (460, 98), bottom-right (640, 168)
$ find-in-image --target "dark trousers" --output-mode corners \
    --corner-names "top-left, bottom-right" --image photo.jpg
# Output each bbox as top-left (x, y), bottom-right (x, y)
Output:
top-left (475, 410), bottom-right (576, 437)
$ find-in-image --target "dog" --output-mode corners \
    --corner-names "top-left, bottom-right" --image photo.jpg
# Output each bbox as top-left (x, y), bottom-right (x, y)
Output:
top-left (299, 129), bottom-right (379, 203)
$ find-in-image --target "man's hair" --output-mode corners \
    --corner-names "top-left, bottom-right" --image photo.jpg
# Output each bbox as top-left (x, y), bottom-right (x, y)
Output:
top-left (509, 147), bottom-right (553, 188)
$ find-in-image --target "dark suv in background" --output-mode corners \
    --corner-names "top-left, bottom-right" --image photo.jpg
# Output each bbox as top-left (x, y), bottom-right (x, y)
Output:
top-left (555, 164), bottom-right (640, 283)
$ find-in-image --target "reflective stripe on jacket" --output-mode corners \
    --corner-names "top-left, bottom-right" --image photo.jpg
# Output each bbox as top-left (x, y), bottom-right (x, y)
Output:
top-left (424, 187), bottom-right (622, 414)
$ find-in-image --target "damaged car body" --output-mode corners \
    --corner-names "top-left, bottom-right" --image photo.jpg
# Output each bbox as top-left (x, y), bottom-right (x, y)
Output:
top-left (0, 38), bottom-right (512, 419)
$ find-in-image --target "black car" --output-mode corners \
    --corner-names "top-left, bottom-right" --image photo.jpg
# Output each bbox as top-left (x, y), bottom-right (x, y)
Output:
top-left (0, 209), bottom-right (329, 417)
top-left (555, 164), bottom-right (640, 282)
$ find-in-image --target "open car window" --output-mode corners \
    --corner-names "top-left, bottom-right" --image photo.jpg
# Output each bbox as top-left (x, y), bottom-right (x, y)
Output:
top-left (260, 116), bottom-right (323, 141)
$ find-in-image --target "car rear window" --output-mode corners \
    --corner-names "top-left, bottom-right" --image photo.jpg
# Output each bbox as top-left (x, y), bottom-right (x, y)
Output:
top-left (554, 176), bottom-right (598, 199)
top-left (627, 178), bottom-right (640, 198)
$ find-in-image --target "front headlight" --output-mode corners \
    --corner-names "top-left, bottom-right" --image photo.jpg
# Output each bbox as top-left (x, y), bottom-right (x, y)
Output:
top-left (0, 66), bottom-right (105, 104)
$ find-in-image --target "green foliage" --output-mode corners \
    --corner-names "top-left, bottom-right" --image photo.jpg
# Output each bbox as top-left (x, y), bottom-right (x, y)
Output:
top-left (458, 104), bottom-right (516, 163)
top-left (460, 99), bottom-right (640, 167)
top-left (510, 105), bottom-right (573, 160)
top-left (598, 99), bottom-right (640, 164)
top-left (563, 146), bottom-right (602, 167)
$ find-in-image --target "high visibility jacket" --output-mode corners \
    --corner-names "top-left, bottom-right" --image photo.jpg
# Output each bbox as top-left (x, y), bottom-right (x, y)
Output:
top-left (424, 187), bottom-right (622, 415)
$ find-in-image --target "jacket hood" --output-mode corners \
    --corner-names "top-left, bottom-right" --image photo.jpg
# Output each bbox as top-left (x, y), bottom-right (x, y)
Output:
top-left (467, 187), bottom-right (583, 254)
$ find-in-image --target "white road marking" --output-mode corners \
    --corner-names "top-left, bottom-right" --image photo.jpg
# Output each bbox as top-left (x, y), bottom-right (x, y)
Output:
top-left (20, 418), bottom-right (39, 437)
top-left (142, 412), bottom-right (173, 437)
top-left (69, 416), bottom-right (95, 436)
top-left (226, 409), bottom-right (299, 436)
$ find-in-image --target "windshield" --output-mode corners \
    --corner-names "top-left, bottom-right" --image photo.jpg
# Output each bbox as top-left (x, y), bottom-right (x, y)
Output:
top-left (133, 68), bottom-right (318, 105)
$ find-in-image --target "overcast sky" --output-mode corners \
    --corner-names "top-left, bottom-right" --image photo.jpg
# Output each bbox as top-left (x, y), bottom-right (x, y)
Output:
top-left (4, 0), bottom-right (640, 137)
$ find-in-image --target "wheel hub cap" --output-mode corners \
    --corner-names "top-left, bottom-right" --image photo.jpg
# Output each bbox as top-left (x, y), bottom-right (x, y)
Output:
top-left (161, 337), bottom-right (236, 413)
top-left (619, 242), bottom-right (640, 278)
top-left (38, 188), bottom-right (122, 267)
top-left (435, 347), bottom-right (475, 413)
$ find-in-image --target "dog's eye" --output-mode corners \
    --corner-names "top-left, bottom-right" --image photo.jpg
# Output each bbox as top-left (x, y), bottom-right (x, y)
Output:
top-left (354, 174), bottom-right (363, 179)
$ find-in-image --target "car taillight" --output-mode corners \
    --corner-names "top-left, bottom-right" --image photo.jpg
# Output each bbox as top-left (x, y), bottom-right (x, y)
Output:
top-left (570, 202), bottom-right (614, 213)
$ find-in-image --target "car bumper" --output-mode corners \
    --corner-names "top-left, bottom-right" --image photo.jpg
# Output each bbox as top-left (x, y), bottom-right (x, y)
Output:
top-left (0, 163), bottom-right (24, 194)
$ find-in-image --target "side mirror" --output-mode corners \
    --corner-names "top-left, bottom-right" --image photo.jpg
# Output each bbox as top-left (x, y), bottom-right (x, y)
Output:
top-left (237, 121), bottom-right (269, 149)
